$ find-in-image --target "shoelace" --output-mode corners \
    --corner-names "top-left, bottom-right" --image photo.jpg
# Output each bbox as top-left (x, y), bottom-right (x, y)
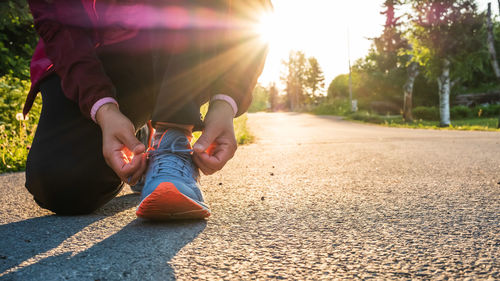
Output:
top-left (147, 135), bottom-right (197, 180)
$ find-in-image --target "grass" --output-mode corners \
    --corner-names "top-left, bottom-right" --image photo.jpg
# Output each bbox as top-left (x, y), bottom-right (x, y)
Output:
top-left (0, 121), bottom-right (36, 173)
top-left (0, 76), bottom-right (41, 173)
top-left (345, 112), bottom-right (500, 132)
top-left (192, 103), bottom-right (254, 145)
top-left (233, 113), bottom-right (255, 144)
top-left (311, 101), bottom-right (500, 132)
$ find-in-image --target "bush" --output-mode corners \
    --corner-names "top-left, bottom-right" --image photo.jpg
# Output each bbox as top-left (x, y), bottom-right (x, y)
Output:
top-left (413, 106), bottom-right (440, 121)
top-left (370, 101), bottom-right (401, 115)
top-left (0, 75), bottom-right (41, 173)
top-left (474, 104), bottom-right (500, 118)
top-left (0, 75), bottom-right (39, 127)
top-left (0, 1), bottom-right (37, 79)
top-left (348, 111), bottom-right (385, 124)
top-left (248, 85), bottom-right (269, 113)
top-left (312, 99), bottom-right (351, 116)
top-left (450, 106), bottom-right (472, 119)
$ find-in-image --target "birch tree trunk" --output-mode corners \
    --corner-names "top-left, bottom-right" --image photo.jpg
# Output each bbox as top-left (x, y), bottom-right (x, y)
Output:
top-left (403, 61), bottom-right (419, 122)
top-left (437, 58), bottom-right (451, 127)
top-left (487, 3), bottom-right (500, 79)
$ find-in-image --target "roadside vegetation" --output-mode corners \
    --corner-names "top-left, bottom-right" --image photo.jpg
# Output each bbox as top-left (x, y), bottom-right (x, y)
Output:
top-left (310, 102), bottom-right (500, 131)
top-left (194, 104), bottom-right (254, 145)
top-left (0, 75), bottom-right (41, 173)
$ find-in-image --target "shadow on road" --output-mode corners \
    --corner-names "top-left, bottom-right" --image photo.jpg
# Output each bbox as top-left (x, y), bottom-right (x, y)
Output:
top-left (0, 193), bottom-right (207, 280)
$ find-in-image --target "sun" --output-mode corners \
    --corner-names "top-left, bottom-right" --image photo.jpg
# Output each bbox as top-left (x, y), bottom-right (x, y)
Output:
top-left (255, 12), bottom-right (280, 44)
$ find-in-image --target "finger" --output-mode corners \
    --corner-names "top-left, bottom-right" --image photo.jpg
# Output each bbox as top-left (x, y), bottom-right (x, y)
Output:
top-left (118, 130), bottom-right (146, 155)
top-left (121, 147), bottom-right (134, 164)
top-left (197, 143), bottom-right (235, 171)
top-left (192, 153), bottom-right (217, 175)
top-left (192, 153), bottom-right (212, 174)
top-left (108, 153), bottom-right (132, 180)
top-left (128, 151), bottom-right (145, 172)
top-left (198, 152), bottom-right (224, 173)
top-left (205, 142), bottom-right (217, 156)
top-left (110, 150), bottom-right (143, 181)
top-left (127, 154), bottom-right (147, 185)
top-left (193, 128), bottom-right (217, 153)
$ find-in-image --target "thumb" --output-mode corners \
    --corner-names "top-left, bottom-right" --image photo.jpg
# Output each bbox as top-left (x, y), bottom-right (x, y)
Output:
top-left (120, 131), bottom-right (145, 155)
top-left (194, 129), bottom-right (216, 153)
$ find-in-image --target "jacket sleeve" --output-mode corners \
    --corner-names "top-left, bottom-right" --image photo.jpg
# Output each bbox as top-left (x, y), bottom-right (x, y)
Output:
top-left (210, 0), bottom-right (272, 117)
top-left (29, 0), bottom-right (117, 119)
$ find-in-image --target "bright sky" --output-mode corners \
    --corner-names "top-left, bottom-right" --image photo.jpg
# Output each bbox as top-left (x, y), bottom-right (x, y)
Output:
top-left (258, 0), bottom-right (496, 89)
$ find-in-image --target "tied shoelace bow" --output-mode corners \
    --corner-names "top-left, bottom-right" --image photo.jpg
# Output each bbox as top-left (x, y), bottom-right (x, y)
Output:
top-left (146, 135), bottom-right (197, 179)
top-left (126, 134), bottom-right (196, 184)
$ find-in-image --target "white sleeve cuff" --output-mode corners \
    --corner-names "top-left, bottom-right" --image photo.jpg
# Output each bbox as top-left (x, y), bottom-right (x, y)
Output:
top-left (210, 94), bottom-right (238, 117)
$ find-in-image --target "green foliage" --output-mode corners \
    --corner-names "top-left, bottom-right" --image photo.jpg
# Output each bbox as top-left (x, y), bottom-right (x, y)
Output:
top-left (473, 104), bottom-right (500, 118)
top-left (248, 84), bottom-right (270, 113)
top-left (0, 0), bottom-right (37, 79)
top-left (327, 74), bottom-right (349, 100)
top-left (193, 103), bottom-right (254, 146)
top-left (0, 75), bottom-right (40, 129)
top-left (312, 104), bottom-right (499, 131)
top-left (380, 116), bottom-right (499, 131)
top-left (347, 111), bottom-right (385, 124)
top-left (233, 114), bottom-right (254, 145)
top-left (450, 105), bottom-right (472, 119)
top-left (412, 106), bottom-right (440, 121)
top-left (0, 75), bottom-right (41, 173)
top-left (304, 57), bottom-right (325, 98)
top-left (408, 0), bottom-right (487, 82)
top-left (322, 0), bottom-right (500, 123)
top-left (281, 51), bottom-right (326, 110)
top-left (326, 1), bottom-right (432, 112)
top-left (412, 75), bottom-right (439, 107)
top-left (311, 99), bottom-right (351, 116)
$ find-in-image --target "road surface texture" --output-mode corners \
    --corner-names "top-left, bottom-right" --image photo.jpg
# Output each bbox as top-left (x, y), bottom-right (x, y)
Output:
top-left (0, 112), bottom-right (499, 280)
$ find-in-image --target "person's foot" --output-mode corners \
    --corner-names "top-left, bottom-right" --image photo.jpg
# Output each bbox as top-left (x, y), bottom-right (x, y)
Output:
top-left (136, 128), bottom-right (210, 220)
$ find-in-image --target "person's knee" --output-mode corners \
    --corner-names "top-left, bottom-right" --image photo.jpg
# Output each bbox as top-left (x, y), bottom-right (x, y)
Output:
top-left (25, 163), bottom-right (123, 215)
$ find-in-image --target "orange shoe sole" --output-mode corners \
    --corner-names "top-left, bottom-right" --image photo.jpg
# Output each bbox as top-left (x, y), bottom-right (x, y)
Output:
top-left (136, 182), bottom-right (210, 220)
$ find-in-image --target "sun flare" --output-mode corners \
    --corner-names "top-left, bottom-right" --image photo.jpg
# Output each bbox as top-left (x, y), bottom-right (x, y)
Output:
top-left (256, 0), bottom-right (388, 86)
top-left (256, 12), bottom-right (279, 44)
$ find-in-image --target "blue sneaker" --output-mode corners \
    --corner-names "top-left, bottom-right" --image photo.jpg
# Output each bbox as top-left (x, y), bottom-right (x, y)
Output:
top-left (136, 128), bottom-right (211, 220)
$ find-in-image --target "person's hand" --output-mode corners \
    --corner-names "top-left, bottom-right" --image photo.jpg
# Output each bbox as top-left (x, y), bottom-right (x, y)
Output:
top-left (193, 101), bottom-right (237, 175)
top-left (96, 103), bottom-right (147, 185)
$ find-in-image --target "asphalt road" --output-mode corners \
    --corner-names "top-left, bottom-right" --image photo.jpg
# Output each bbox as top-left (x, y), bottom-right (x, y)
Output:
top-left (1, 112), bottom-right (499, 280)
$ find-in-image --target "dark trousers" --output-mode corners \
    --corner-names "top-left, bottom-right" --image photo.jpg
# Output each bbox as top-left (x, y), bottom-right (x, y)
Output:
top-left (25, 29), bottom-right (216, 215)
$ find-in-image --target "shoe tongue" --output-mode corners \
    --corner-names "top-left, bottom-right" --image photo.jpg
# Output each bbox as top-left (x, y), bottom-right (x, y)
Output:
top-left (153, 129), bottom-right (191, 151)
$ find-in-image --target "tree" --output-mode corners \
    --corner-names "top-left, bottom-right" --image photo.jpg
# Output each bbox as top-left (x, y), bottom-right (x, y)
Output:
top-left (281, 51), bottom-right (307, 111)
top-left (0, 0), bottom-right (37, 79)
top-left (304, 57), bottom-right (325, 102)
top-left (269, 82), bottom-right (279, 111)
top-left (248, 84), bottom-right (270, 112)
top-left (327, 74), bottom-right (350, 100)
top-left (373, 0), bottom-right (406, 71)
top-left (486, 2), bottom-right (500, 80)
top-left (281, 51), bottom-right (325, 110)
top-left (403, 47), bottom-right (420, 121)
top-left (408, 0), bottom-right (486, 126)
top-left (375, 0), bottom-right (422, 121)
